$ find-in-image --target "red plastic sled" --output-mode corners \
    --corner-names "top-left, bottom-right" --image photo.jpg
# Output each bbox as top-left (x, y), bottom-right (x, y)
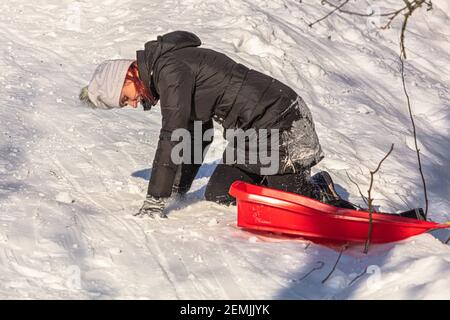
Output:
top-left (229, 181), bottom-right (450, 244)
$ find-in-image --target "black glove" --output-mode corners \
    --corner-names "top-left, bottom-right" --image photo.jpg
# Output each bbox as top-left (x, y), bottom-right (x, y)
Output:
top-left (134, 195), bottom-right (167, 218)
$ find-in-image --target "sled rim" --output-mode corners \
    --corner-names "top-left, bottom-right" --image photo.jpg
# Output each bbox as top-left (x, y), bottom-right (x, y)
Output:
top-left (229, 181), bottom-right (450, 230)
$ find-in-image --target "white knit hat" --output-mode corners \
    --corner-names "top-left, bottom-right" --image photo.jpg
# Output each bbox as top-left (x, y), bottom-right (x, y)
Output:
top-left (82, 59), bottom-right (135, 109)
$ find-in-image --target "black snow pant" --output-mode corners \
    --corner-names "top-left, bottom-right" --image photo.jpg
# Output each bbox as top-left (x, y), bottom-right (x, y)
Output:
top-left (170, 119), bottom-right (320, 206)
top-left (204, 164), bottom-right (317, 206)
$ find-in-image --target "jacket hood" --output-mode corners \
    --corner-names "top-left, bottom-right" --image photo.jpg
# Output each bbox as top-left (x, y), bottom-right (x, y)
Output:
top-left (136, 31), bottom-right (201, 94)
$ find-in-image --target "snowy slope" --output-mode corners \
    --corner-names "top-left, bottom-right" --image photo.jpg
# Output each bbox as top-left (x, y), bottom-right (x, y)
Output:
top-left (0, 0), bottom-right (449, 299)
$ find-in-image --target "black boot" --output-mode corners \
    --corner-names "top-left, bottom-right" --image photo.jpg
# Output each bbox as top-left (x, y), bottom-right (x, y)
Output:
top-left (311, 171), bottom-right (340, 201)
top-left (311, 171), bottom-right (357, 210)
top-left (399, 208), bottom-right (426, 221)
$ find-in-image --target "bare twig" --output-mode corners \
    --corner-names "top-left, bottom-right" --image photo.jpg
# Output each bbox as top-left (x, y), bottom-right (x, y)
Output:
top-left (318, 0), bottom-right (409, 29)
top-left (400, 57), bottom-right (429, 216)
top-left (399, 12), bottom-right (411, 59)
top-left (310, 0), bottom-right (431, 59)
top-left (345, 170), bottom-right (369, 207)
top-left (322, 243), bottom-right (349, 283)
top-left (388, 0), bottom-right (431, 215)
top-left (322, 0), bottom-right (376, 17)
top-left (298, 261), bottom-right (325, 281)
top-left (306, 0), bottom-right (431, 234)
top-left (348, 266), bottom-right (368, 286)
top-left (398, 1), bottom-right (430, 216)
top-left (308, 0), bottom-right (350, 28)
top-left (380, 5), bottom-right (409, 30)
top-left (399, 0), bottom-right (426, 59)
top-left (364, 144), bottom-right (395, 254)
top-left (322, 0), bottom-right (409, 19)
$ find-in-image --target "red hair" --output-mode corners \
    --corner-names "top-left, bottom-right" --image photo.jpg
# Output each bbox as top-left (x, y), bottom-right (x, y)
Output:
top-left (125, 62), bottom-right (158, 106)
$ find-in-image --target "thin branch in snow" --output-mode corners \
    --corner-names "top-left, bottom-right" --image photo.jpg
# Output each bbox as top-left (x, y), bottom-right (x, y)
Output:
top-left (365, 144), bottom-right (395, 254)
top-left (346, 170), bottom-right (368, 207)
top-left (298, 261), bottom-right (325, 281)
top-left (308, 1), bottom-right (431, 59)
top-left (322, 243), bottom-right (348, 284)
top-left (316, 0), bottom-right (409, 31)
top-left (321, 0), bottom-right (375, 17)
top-left (304, 242), bottom-right (312, 250)
top-left (348, 266), bottom-right (368, 286)
top-left (400, 57), bottom-right (429, 216)
top-left (307, 0), bottom-right (431, 221)
top-left (308, 0), bottom-right (349, 28)
top-left (380, 5), bottom-right (409, 30)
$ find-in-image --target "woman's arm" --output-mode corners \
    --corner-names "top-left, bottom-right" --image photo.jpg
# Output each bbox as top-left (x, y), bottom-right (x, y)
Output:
top-left (147, 57), bottom-right (195, 198)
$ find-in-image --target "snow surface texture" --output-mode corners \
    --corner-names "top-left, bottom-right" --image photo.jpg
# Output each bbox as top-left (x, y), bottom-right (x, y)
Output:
top-left (0, 0), bottom-right (449, 299)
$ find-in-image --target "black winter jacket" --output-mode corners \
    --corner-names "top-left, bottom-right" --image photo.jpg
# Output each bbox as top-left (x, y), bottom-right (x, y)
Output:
top-left (136, 31), bottom-right (309, 198)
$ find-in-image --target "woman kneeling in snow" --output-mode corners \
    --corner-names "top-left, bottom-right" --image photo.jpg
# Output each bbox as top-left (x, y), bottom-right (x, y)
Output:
top-left (80, 31), bottom-right (345, 218)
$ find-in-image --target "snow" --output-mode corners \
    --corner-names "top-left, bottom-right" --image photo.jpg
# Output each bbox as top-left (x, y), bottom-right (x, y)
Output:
top-left (0, 0), bottom-right (449, 299)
